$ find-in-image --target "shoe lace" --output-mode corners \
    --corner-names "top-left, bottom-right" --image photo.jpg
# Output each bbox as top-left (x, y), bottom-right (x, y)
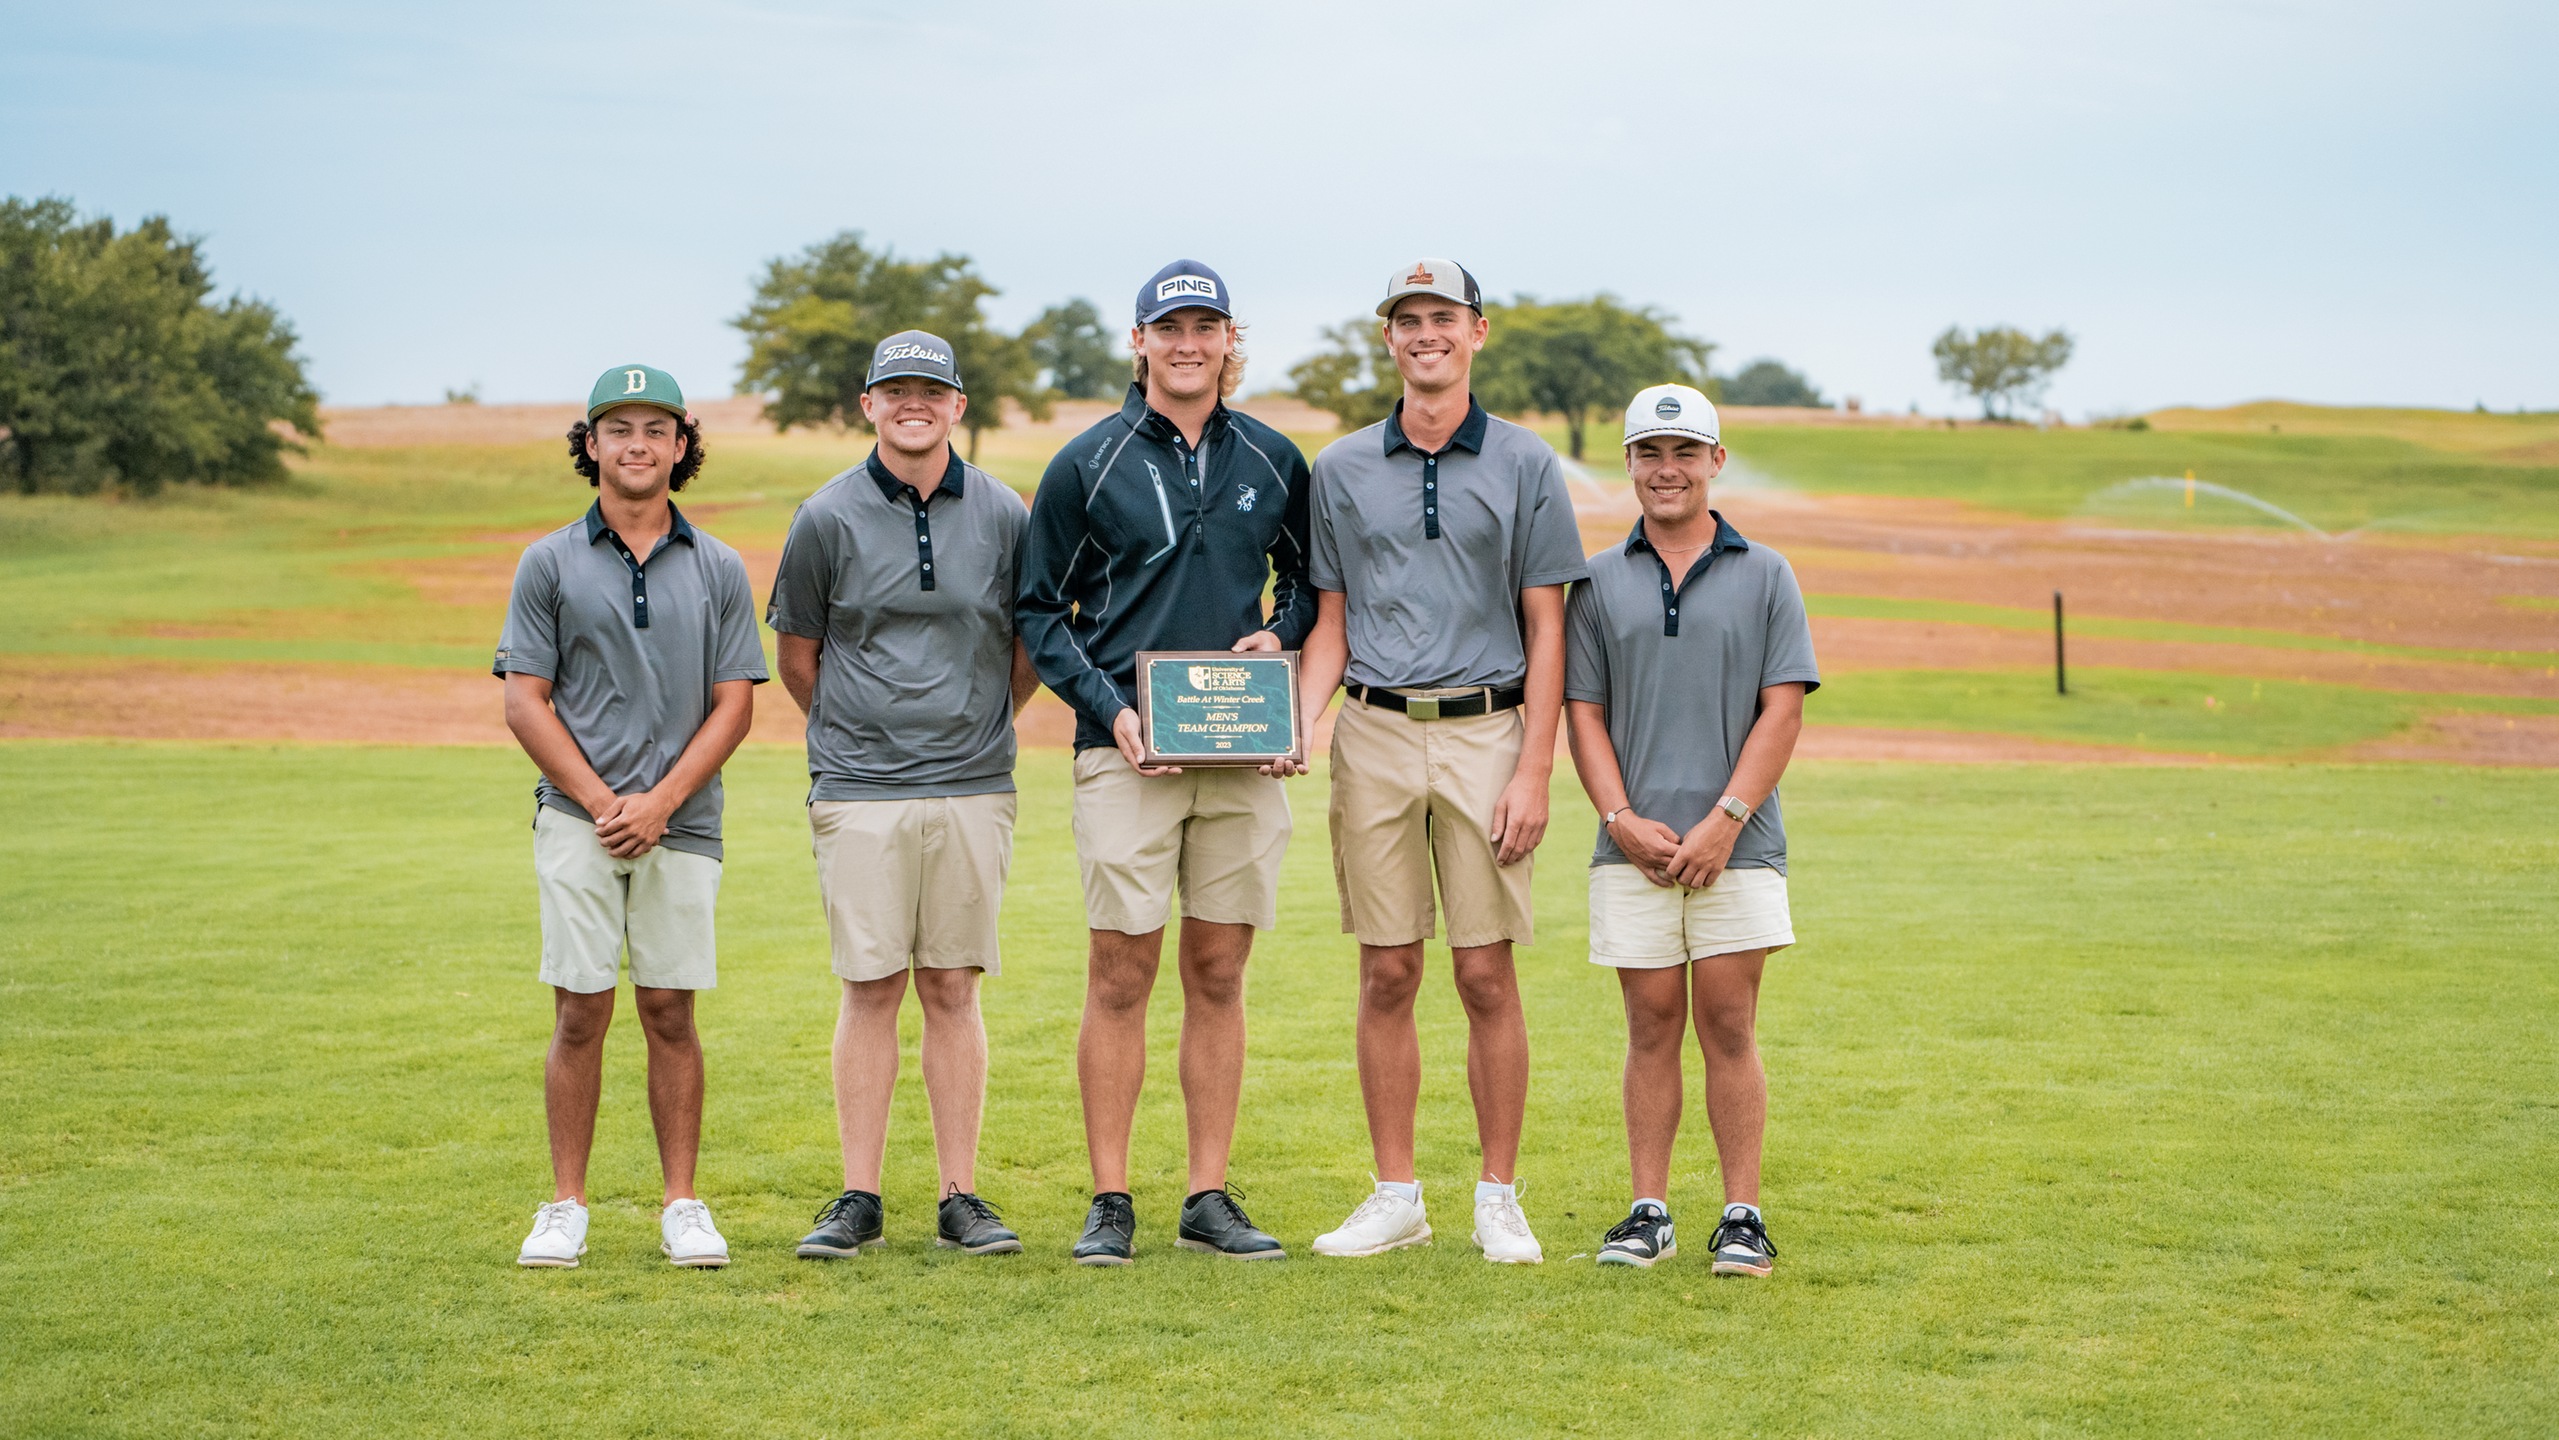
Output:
top-left (1603, 1208), bottom-right (1661, 1245)
top-left (1089, 1193), bottom-right (1134, 1230)
top-left (666, 1198), bottom-right (711, 1233)
top-left (1710, 1212), bottom-right (1776, 1257)
top-left (814, 1191), bottom-right (865, 1225)
top-left (1480, 1191), bottom-right (1532, 1240)
top-left (946, 1186), bottom-right (1004, 1225)
top-left (1344, 1187), bottom-right (1407, 1227)
top-left (1196, 1186), bottom-right (1256, 1228)
top-left (531, 1201), bottom-right (578, 1238)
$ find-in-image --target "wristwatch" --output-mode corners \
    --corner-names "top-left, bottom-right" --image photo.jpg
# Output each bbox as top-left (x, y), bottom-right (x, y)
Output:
top-left (1715, 795), bottom-right (1752, 824)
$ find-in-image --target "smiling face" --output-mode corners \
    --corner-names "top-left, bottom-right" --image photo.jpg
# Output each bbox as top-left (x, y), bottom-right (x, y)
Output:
top-left (585, 405), bottom-right (687, 502)
top-left (1626, 434), bottom-right (1726, 530)
top-left (859, 376), bottom-right (966, 459)
top-left (1130, 308), bottom-right (1234, 405)
top-left (1383, 296), bottom-right (1488, 397)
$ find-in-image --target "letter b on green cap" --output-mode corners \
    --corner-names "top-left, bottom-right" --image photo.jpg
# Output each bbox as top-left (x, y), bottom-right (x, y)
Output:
top-left (587, 364), bottom-right (686, 421)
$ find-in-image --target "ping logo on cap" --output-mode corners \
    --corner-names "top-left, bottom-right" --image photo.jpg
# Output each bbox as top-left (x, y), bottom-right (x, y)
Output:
top-left (878, 342), bottom-right (947, 364)
top-left (623, 369), bottom-right (648, 394)
top-left (1655, 395), bottom-right (1683, 419)
top-left (1157, 275), bottom-right (1219, 302)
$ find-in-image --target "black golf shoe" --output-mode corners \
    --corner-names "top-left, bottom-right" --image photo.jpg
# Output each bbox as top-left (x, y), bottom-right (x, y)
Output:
top-left (1073, 1191), bottom-right (1136, 1266)
top-left (1176, 1186), bottom-right (1285, 1260)
top-left (796, 1189), bottom-right (884, 1258)
top-left (1708, 1207), bottom-right (1777, 1278)
top-left (1596, 1203), bottom-right (1676, 1268)
top-left (935, 1189), bottom-right (1022, 1254)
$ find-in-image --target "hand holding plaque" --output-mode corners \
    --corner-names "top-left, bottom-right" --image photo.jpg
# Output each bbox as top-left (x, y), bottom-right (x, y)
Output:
top-left (1134, 650), bottom-right (1306, 769)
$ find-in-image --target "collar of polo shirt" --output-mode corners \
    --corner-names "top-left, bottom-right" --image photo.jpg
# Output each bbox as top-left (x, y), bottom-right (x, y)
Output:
top-left (1383, 396), bottom-right (1490, 457)
top-left (1626, 510), bottom-right (1747, 558)
top-left (583, 499), bottom-right (696, 548)
top-left (864, 446), bottom-right (966, 501)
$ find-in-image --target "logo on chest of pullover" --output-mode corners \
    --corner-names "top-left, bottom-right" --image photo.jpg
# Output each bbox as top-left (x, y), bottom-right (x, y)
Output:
top-left (1235, 485), bottom-right (1258, 512)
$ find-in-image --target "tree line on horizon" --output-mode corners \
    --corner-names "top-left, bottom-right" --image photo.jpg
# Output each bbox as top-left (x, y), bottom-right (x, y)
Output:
top-left (0, 198), bottom-right (2075, 494)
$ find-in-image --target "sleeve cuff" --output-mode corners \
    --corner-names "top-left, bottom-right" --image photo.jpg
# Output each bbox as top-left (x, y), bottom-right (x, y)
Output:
top-left (1563, 686), bottom-right (1607, 703)
top-left (1763, 670), bottom-right (1822, 692)
top-left (715, 667), bottom-right (771, 684)
top-left (1520, 566), bottom-right (1592, 589)
top-left (492, 659), bottom-right (557, 680)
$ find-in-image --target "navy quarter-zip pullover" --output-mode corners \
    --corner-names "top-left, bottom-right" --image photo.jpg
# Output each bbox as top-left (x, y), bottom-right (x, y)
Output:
top-left (1018, 385), bottom-right (1316, 751)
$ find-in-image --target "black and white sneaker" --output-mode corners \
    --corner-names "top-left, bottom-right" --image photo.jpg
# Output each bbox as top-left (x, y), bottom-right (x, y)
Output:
top-left (1708, 1207), bottom-right (1777, 1278)
top-left (1176, 1186), bottom-right (1285, 1260)
top-left (1073, 1191), bottom-right (1136, 1266)
top-left (1596, 1203), bottom-right (1676, 1267)
top-left (936, 1189), bottom-right (1023, 1254)
top-left (796, 1189), bottom-right (884, 1258)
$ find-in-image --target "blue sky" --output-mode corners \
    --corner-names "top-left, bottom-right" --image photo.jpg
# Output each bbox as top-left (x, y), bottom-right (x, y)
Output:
top-left (5, 0), bottom-right (2552, 415)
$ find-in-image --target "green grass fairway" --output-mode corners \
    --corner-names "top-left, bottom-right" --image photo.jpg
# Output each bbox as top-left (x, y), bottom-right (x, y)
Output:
top-left (1814, 666), bottom-right (2559, 755)
top-left (5, 745), bottom-right (2553, 1435)
top-left (1723, 420), bottom-right (2559, 538)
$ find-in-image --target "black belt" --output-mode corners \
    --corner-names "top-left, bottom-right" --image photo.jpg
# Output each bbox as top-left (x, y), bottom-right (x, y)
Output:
top-left (1346, 683), bottom-right (1526, 720)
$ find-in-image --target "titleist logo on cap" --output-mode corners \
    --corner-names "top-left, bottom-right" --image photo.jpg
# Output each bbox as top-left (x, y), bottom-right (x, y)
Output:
top-left (878, 342), bottom-right (948, 363)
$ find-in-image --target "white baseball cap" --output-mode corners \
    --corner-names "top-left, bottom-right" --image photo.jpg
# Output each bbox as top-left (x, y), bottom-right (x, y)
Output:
top-left (1624, 384), bottom-right (1720, 447)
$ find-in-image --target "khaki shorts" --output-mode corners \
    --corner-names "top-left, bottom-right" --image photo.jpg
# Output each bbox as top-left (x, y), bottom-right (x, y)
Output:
top-left (1327, 693), bottom-right (1535, 949)
top-left (810, 793), bottom-right (1016, 983)
top-left (1071, 746), bottom-right (1290, 934)
top-left (1588, 862), bottom-right (1793, 967)
top-left (534, 803), bottom-right (721, 993)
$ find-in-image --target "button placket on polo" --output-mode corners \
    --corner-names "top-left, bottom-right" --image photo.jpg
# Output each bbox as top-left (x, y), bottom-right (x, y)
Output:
top-left (907, 490), bottom-right (937, 591)
top-left (1421, 454), bottom-right (1441, 539)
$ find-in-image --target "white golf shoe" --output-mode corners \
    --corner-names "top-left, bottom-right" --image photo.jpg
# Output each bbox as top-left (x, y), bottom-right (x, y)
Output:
top-left (517, 1200), bottom-right (589, 1268)
top-left (1472, 1187), bottom-right (1543, 1265)
top-left (661, 1198), bottom-right (730, 1268)
top-left (1312, 1183), bottom-right (1432, 1257)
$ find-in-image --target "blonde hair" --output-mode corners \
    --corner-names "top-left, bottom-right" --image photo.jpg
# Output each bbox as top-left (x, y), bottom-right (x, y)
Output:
top-left (1132, 320), bottom-right (1248, 400)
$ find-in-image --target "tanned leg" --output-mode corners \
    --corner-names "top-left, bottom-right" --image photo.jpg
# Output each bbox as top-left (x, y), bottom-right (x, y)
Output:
top-left (545, 987), bottom-right (617, 1204)
top-left (1691, 948), bottom-right (1769, 1206)
top-left (1617, 966), bottom-right (1690, 1201)
top-left (1079, 928), bottom-right (1163, 1193)
top-left (1355, 942), bottom-right (1427, 1182)
top-left (631, 986), bottom-right (704, 1205)
top-left (1449, 941), bottom-right (1530, 1183)
top-left (832, 972), bottom-right (910, 1193)
top-left (913, 966), bottom-right (988, 1195)
top-left (1174, 918), bottom-right (1253, 1193)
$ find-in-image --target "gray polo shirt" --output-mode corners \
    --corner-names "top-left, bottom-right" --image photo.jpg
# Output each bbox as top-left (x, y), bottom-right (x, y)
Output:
top-left (1309, 399), bottom-right (1591, 689)
top-left (1565, 512), bottom-right (1822, 874)
top-left (493, 501), bottom-right (769, 860)
top-left (766, 448), bottom-right (1028, 802)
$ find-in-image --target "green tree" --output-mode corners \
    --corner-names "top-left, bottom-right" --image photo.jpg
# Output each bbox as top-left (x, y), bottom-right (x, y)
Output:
top-left (1285, 317), bottom-right (1402, 430)
top-left (733, 231), bottom-right (1051, 461)
top-left (0, 196), bottom-right (321, 496)
top-left (1721, 358), bottom-right (1825, 408)
top-left (1473, 295), bottom-right (1713, 459)
top-left (1931, 324), bottom-right (2074, 421)
top-left (1022, 298), bottom-right (1121, 400)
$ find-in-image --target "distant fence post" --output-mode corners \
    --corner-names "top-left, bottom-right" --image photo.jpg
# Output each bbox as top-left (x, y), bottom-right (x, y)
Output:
top-left (2053, 590), bottom-right (2068, 696)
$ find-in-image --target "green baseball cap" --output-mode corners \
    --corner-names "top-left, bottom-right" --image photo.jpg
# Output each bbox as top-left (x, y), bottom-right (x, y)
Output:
top-left (586, 363), bottom-right (687, 421)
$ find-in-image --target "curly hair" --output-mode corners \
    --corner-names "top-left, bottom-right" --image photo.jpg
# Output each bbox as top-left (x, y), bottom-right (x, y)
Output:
top-left (1131, 320), bottom-right (1247, 400)
top-left (566, 413), bottom-right (706, 491)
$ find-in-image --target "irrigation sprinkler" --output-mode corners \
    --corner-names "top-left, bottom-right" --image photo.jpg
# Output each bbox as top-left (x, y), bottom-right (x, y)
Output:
top-left (2053, 590), bottom-right (2068, 696)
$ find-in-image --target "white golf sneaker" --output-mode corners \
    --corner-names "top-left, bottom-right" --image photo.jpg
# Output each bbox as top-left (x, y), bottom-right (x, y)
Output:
top-left (517, 1200), bottom-right (589, 1268)
top-left (1473, 1187), bottom-right (1543, 1264)
top-left (1312, 1183), bottom-right (1431, 1257)
top-left (661, 1198), bottom-right (730, 1268)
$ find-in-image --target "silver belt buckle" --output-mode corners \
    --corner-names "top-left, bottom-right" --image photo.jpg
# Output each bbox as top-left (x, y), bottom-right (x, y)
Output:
top-left (1404, 694), bottom-right (1442, 721)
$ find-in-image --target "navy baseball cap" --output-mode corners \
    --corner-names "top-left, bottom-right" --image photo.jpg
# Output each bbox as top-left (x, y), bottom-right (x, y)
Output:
top-left (866, 330), bottom-right (964, 392)
top-left (1135, 259), bottom-right (1233, 325)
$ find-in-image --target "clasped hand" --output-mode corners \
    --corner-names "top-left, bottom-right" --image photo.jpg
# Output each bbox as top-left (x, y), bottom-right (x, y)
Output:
top-left (1610, 809), bottom-right (1740, 890)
